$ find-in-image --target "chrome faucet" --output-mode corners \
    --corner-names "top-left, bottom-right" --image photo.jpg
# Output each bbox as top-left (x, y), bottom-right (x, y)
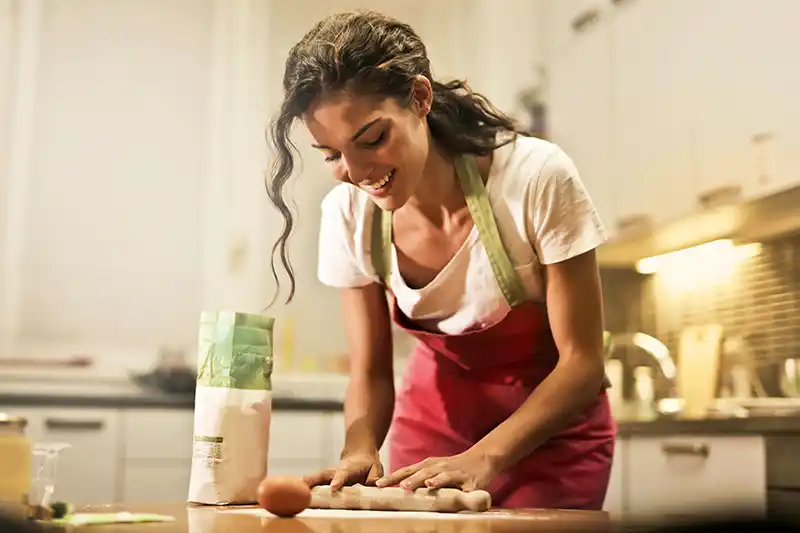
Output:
top-left (605, 331), bottom-right (679, 400)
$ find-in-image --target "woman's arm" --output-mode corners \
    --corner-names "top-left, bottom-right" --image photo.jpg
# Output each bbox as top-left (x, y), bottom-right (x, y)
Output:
top-left (339, 283), bottom-right (396, 457)
top-left (473, 248), bottom-right (607, 472)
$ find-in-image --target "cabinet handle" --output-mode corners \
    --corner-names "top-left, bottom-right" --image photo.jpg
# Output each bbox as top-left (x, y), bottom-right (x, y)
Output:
top-left (615, 214), bottom-right (652, 234)
top-left (571, 8), bottom-right (600, 34)
top-left (45, 418), bottom-right (105, 432)
top-left (696, 184), bottom-right (742, 209)
top-left (661, 442), bottom-right (710, 458)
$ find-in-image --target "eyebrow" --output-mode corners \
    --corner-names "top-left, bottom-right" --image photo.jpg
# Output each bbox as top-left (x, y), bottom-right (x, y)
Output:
top-left (311, 118), bottom-right (382, 150)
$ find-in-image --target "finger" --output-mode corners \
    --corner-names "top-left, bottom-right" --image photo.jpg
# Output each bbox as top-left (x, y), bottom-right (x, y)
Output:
top-left (424, 471), bottom-right (460, 489)
top-left (400, 467), bottom-right (441, 491)
top-left (376, 462), bottom-right (424, 488)
top-left (330, 468), bottom-right (352, 490)
top-left (365, 463), bottom-right (384, 486)
top-left (303, 468), bottom-right (336, 487)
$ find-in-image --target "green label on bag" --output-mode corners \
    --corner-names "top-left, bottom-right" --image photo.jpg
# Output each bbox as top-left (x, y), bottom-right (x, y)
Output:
top-left (196, 311), bottom-right (274, 391)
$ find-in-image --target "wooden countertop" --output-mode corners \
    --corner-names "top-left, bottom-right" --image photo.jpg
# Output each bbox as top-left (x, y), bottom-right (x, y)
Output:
top-left (56, 502), bottom-right (613, 533)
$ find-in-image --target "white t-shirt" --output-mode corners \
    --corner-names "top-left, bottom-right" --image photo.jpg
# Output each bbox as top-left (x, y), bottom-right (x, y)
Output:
top-left (317, 135), bottom-right (608, 335)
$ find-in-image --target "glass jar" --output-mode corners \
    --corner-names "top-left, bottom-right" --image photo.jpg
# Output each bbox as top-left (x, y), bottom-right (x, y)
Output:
top-left (0, 414), bottom-right (31, 518)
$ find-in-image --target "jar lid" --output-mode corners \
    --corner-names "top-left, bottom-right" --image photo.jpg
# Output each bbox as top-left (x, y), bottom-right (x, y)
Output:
top-left (0, 413), bottom-right (27, 429)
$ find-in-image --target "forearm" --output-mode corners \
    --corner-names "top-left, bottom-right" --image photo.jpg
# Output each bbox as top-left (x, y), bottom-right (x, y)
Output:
top-left (342, 373), bottom-right (395, 456)
top-left (474, 355), bottom-right (605, 472)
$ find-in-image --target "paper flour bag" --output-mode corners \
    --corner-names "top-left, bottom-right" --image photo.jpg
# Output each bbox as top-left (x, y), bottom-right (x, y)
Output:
top-left (187, 311), bottom-right (274, 505)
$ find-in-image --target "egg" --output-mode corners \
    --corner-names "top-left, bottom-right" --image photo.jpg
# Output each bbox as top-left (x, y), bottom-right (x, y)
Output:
top-left (257, 475), bottom-right (312, 517)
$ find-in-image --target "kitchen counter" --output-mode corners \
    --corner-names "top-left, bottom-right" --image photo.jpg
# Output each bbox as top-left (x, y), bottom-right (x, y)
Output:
top-left (0, 390), bottom-right (343, 411)
top-left (39, 503), bottom-right (614, 533)
top-left (616, 413), bottom-right (800, 436)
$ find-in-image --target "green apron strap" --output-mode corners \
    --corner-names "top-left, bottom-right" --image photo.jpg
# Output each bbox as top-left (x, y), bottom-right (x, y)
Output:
top-left (370, 154), bottom-right (528, 308)
top-left (370, 205), bottom-right (391, 288)
top-left (454, 154), bottom-right (528, 308)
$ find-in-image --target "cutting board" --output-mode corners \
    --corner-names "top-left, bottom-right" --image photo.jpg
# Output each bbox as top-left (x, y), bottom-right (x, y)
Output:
top-left (677, 324), bottom-right (724, 417)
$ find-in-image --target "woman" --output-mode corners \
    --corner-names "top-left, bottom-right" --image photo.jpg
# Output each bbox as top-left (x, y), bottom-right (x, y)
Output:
top-left (266, 10), bottom-right (615, 510)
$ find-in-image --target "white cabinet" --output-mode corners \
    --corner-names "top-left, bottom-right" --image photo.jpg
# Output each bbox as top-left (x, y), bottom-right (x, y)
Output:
top-left (119, 409), bottom-right (193, 503)
top-left (609, 0), bottom-right (696, 228)
top-left (625, 435), bottom-right (766, 520)
top-left (267, 411), bottom-right (328, 477)
top-left (4, 406), bottom-right (121, 505)
top-left (603, 436), bottom-right (625, 518)
top-left (326, 412), bottom-right (391, 474)
top-left (548, 15), bottom-right (618, 238)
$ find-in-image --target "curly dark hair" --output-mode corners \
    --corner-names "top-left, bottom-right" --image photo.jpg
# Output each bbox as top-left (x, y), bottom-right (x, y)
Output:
top-left (265, 9), bottom-right (530, 304)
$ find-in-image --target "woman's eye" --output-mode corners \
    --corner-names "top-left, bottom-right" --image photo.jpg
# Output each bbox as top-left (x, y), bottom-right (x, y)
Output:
top-left (324, 153), bottom-right (341, 163)
top-left (363, 131), bottom-right (385, 147)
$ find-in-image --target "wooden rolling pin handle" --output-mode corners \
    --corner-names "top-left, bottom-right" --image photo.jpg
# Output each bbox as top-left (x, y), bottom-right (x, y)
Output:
top-left (309, 485), bottom-right (492, 513)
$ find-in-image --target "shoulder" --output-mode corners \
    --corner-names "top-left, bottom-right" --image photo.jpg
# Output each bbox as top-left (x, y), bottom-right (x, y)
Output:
top-left (489, 135), bottom-right (574, 197)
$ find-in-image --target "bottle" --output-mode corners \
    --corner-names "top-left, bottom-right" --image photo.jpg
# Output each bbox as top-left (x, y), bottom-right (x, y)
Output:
top-left (0, 414), bottom-right (31, 519)
top-left (633, 366), bottom-right (655, 419)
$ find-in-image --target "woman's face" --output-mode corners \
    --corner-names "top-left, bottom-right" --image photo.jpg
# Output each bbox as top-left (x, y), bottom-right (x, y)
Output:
top-left (302, 79), bottom-right (433, 211)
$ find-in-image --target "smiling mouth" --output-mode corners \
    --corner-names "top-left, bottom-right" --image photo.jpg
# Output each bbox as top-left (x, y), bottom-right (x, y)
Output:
top-left (363, 170), bottom-right (395, 193)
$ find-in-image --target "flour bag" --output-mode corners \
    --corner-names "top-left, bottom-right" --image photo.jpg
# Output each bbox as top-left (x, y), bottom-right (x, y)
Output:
top-left (187, 311), bottom-right (274, 504)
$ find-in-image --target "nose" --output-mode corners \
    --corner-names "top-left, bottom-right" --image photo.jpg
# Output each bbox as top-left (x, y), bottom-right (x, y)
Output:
top-left (341, 154), bottom-right (373, 184)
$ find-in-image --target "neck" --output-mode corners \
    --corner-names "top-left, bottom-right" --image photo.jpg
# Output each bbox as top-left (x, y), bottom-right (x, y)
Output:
top-left (403, 137), bottom-right (464, 225)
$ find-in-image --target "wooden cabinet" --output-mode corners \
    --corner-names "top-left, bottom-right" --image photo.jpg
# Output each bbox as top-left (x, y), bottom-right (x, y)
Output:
top-left (625, 435), bottom-right (766, 519)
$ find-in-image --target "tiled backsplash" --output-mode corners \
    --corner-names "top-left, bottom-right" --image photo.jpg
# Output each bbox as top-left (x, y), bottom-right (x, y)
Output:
top-left (600, 232), bottom-right (800, 396)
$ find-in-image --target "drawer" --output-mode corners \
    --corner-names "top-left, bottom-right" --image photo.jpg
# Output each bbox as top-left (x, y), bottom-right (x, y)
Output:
top-left (626, 435), bottom-right (767, 519)
top-left (122, 409), bottom-right (194, 460)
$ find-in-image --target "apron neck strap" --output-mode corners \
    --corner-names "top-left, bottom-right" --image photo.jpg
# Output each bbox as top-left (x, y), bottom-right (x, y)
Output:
top-left (371, 153), bottom-right (528, 308)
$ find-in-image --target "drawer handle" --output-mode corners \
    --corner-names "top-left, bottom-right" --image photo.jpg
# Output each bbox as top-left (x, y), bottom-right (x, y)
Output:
top-left (661, 442), bottom-right (710, 458)
top-left (45, 418), bottom-right (105, 432)
top-left (697, 184), bottom-right (742, 209)
top-left (571, 8), bottom-right (600, 34)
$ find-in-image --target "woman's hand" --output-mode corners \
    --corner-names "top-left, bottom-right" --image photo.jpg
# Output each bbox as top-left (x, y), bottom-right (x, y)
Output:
top-left (375, 449), bottom-right (498, 492)
top-left (303, 449), bottom-right (384, 490)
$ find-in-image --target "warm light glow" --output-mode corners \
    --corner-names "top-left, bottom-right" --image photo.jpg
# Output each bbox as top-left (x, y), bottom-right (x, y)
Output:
top-left (635, 240), bottom-right (762, 275)
top-left (634, 239), bottom-right (762, 292)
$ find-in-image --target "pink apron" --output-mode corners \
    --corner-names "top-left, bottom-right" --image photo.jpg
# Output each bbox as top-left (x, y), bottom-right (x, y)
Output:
top-left (370, 154), bottom-right (616, 510)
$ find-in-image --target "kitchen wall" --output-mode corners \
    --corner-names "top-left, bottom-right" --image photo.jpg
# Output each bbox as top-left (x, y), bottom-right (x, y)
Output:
top-left (0, 0), bottom-right (546, 373)
top-left (600, 231), bottom-right (800, 395)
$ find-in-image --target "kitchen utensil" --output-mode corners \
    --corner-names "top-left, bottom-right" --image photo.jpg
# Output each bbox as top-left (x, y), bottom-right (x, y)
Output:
top-left (309, 484), bottom-right (491, 513)
top-left (677, 324), bottom-right (723, 417)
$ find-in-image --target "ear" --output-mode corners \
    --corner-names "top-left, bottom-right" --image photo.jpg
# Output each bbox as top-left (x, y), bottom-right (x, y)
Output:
top-left (409, 75), bottom-right (433, 117)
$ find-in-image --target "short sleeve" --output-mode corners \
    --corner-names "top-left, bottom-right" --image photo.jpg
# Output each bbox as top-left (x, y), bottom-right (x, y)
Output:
top-left (317, 185), bottom-right (375, 288)
top-left (526, 145), bottom-right (609, 265)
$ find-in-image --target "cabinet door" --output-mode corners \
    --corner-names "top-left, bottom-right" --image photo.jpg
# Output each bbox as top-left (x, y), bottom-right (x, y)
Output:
top-left (548, 18), bottom-right (618, 238)
top-left (122, 463), bottom-right (190, 504)
top-left (547, 0), bottom-right (603, 59)
top-left (7, 407), bottom-right (121, 505)
top-left (267, 411), bottom-right (327, 477)
top-left (683, 0), bottom-right (769, 206)
top-left (626, 435), bottom-right (766, 520)
top-left (610, 0), bottom-right (695, 228)
top-left (603, 436), bottom-right (625, 518)
top-left (747, 2), bottom-right (800, 197)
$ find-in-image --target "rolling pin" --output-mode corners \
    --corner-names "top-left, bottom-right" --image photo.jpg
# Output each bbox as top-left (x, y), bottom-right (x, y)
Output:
top-left (309, 484), bottom-right (491, 513)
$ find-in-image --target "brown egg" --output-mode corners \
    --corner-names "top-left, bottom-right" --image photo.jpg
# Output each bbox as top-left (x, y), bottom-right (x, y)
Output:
top-left (257, 475), bottom-right (312, 517)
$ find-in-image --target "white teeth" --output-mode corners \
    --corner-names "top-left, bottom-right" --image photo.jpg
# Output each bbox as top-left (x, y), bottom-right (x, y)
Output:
top-left (366, 170), bottom-right (394, 192)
